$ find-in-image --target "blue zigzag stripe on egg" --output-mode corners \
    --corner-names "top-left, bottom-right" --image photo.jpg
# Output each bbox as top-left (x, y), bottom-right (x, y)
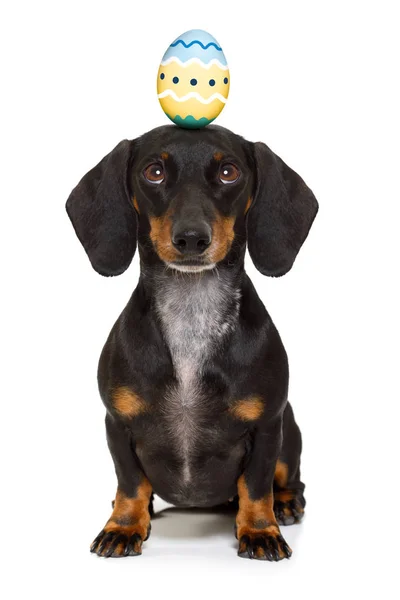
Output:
top-left (170, 39), bottom-right (222, 51)
top-left (162, 44), bottom-right (227, 66)
top-left (170, 29), bottom-right (219, 46)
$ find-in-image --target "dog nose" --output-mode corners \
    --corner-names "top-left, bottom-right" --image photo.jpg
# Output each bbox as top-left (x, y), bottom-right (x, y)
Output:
top-left (172, 227), bottom-right (212, 254)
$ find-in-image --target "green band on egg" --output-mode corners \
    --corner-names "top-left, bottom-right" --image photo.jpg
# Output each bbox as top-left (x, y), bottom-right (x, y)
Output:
top-left (166, 114), bottom-right (215, 129)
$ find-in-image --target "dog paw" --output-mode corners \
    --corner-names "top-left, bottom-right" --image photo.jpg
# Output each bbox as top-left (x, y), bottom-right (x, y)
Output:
top-left (90, 524), bottom-right (151, 558)
top-left (274, 491), bottom-right (304, 526)
top-left (237, 525), bottom-right (292, 561)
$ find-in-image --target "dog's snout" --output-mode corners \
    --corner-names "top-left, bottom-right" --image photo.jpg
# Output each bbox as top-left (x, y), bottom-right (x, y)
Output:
top-left (172, 226), bottom-right (212, 255)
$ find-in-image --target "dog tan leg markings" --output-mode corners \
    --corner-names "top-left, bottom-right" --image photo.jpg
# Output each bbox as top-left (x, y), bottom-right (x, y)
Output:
top-left (236, 474), bottom-right (292, 561)
top-left (230, 396), bottom-right (264, 421)
top-left (207, 213), bottom-right (235, 263)
top-left (90, 478), bottom-right (152, 558)
top-left (275, 489), bottom-right (295, 503)
top-left (274, 459), bottom-right (289, 488)
top-left (112, 386), bottom-right (148, 419)
top-left (273, 460), bottom-right (305, 525)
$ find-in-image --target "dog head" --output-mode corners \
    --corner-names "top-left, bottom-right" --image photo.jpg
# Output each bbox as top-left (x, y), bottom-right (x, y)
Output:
top-left (66, 125), bottom-right (318, 277)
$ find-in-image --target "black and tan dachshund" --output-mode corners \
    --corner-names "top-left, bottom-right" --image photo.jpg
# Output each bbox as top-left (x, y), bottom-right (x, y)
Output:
top-left (66, 124), bottom-right (318, 561)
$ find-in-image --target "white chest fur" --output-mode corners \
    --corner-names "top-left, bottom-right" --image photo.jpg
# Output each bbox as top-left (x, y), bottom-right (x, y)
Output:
top-left (155, 271), bottom-right (240, 485)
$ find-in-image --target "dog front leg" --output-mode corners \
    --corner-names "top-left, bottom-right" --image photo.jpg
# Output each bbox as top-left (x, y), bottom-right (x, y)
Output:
top-left (90, 414), bottom-right (152, 558)
top-left (236, 417), bottom-right (292, 561)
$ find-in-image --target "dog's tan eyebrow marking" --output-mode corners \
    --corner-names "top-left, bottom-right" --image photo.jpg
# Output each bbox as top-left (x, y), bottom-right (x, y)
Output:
top-left (213, 152), bottom-right (223, 161)
top-left (229, 396), bottom-right (264, 421)
top-left (161, 152), bottom-right (169, 160)
top-left (112, 387), bottom-right (148, 418)
top-left (244, 197), bottom-right (252, 214)
top-left (132, 196), bottom-right (140, 214)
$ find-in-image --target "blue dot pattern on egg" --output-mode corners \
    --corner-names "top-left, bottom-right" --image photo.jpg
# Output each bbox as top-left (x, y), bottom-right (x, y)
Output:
top-left (157, 29), bottom-right (230, 129)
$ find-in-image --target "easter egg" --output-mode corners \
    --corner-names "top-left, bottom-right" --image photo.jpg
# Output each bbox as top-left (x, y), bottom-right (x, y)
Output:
top-left (157, 29), bottom-right (230, 129)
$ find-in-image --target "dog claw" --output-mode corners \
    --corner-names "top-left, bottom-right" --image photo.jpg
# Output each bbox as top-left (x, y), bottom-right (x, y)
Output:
top-left (238, 530), bottom-right (292, 561)
top-left (91, 528), bottom-right (146, 557)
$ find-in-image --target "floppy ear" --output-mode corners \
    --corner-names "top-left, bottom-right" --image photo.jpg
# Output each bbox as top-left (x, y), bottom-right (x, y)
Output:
top-left (66, 139), bottom-right (137, 276)
top-left (247, 142), bottom-right (318, 277)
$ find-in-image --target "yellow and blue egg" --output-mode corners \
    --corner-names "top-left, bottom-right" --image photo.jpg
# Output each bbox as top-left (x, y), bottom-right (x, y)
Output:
top-left (157, 29), bottom-right (230, 129)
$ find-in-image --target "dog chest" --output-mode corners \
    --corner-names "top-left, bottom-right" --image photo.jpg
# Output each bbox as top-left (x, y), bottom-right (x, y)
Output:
top-left (155, 272), bottom-right (240, 484)
top-left (155, 272), bottom-right (240, 392)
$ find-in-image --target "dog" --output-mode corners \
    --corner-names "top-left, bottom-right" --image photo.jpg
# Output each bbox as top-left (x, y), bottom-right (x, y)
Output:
top-left (66, 124), bottom-right (318, 561)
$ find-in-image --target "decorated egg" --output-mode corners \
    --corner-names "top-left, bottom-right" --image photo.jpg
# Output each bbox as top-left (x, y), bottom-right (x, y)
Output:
top-left (157, 29), bottom-right (230, 129)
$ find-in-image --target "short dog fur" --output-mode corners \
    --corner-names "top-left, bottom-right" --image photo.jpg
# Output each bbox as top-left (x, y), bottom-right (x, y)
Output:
top-left (66, 124), bottom-right (318, 561)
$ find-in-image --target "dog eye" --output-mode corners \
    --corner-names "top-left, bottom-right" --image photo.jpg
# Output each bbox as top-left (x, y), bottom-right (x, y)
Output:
top-left (144, 163), bottom-right (165, 184)
top-left (219, 163), bottom-right (240, 184)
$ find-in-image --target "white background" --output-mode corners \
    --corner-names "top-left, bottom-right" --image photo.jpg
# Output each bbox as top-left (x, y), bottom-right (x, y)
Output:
top-left (1, 1), bottom-right (399, 598)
